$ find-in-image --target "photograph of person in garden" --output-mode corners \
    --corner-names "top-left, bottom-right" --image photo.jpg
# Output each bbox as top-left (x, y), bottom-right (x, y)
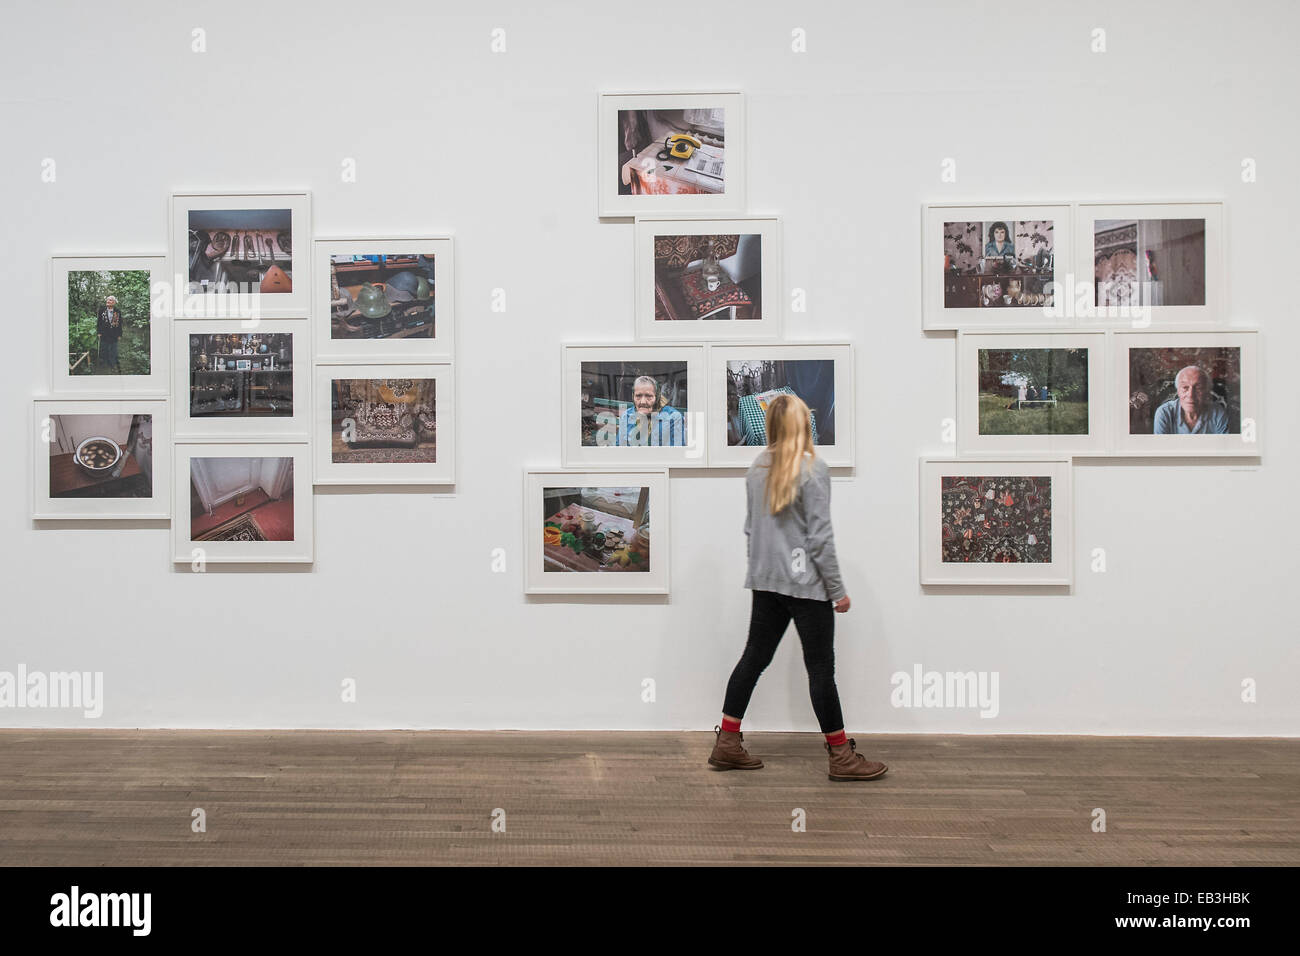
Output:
top-left (977, 348), bottom-right (1089, 436)
top-left (67, 270), bottom-right (151, 377)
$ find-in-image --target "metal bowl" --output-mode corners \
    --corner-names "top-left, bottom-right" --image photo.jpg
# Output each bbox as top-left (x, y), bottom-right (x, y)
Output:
top-left (74, 436), bottom-right (122, 477)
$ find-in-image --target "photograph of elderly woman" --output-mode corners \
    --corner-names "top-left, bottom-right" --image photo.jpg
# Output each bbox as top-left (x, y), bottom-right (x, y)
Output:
top-left (580, 361), bottom-right (689, 447)
top-left (542, 486), bottom-right (651, 573)
top-left (66, 270), bottom-right (152, 377)
top-left (977, 348), bottom-right (1090, 436)
top-left (1128, 347), bottom-right (1239, 435)
top-left (943, 220), bottom-right (1056, 309)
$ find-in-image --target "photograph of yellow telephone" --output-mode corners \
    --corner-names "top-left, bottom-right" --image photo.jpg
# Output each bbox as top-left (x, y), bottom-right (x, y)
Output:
top-left (657, 134), bottom-right (702, 161)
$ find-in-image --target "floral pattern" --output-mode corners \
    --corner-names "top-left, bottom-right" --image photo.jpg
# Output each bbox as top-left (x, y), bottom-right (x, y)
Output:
top-left (940, 476), bottom-right (1052, 564)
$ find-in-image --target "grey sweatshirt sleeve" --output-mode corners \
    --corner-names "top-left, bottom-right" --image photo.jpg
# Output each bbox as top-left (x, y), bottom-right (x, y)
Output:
top-left (801, 463), bottom-right (846, 602)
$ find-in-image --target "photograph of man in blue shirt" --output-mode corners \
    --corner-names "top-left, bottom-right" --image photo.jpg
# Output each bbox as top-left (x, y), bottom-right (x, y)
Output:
top-left (1152, 365), bottom-right (1230, 434)
top-left (617, 375), bottom-right (686, 446)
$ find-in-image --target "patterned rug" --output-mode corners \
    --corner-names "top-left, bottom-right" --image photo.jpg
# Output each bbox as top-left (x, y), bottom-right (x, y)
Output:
top-left (194, 512), bottom-right (266, 542)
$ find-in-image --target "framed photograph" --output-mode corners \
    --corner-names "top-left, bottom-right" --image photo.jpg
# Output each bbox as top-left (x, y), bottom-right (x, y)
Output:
top-left (956, 331), bottom-right (1108, 456)
top-left (920, 457), bottom-right (1072, 587)
top-left (314, 365), bottom-right (454, 485)
top-left (707, 344), bottom-right (854, 468)
top-left (562, 345), bottom-right (707, 468)
top-left (1111, 329), bottom-right (1259, 456)
top-left (172, 321), bottom-right (308, 440)
top-left (173, 443), bottom-right (312, 564)
top-left (170, 191), bottom-right (311, 319)
top-left (922, 204), bottom-right (1071, 330)
top-left (1076, 201), bottom-right (1223, 326)
top-left (32, 399), bottom-right (170, 520)
top-left (598, 92), bottom-right (745, 219)
top-left (50, 255), bottom-right (169, 396)
top-left (634, 217), bottom-right (780, 340)
top-left (524, 470), bottom-right (669, 594)
top-left (313, 237), bottom-right (454, 362)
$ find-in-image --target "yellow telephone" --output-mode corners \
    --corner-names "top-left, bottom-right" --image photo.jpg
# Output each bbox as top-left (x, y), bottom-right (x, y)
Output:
top-left (657, 134), bottom-right (702, 161)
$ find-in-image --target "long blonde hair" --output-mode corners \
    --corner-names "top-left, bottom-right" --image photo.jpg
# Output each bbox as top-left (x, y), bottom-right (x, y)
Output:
top-left (763, 393), bottom-right (816, 514)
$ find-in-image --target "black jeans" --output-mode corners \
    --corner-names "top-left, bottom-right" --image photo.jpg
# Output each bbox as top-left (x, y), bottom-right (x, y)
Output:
top-left (722, 589), bottom-right (844, 734)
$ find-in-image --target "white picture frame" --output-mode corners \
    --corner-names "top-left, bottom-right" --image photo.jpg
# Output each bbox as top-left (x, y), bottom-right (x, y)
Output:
top-left (1110, 328), bottom-right (1260, 457)
top-left (49, 255), bottom-right (170, 396)
top-left (598, 91), bottom-right (745, 219)
top-left (634, 216), bottom-right (781, 341)
top-left (173, 442), bottom-right (313, 564)
top-left (524, 470), bottom-right (670, 595)
top-left (1075, 201), bottom-right (1223, 327)
top-left (956, 330), bottom-right (1108, 457)
top-left (922, 203), bottom-right (1072, 330)
top-left (173, 320), bottom-right (309, 440)
top-left (313, 364), bottom-right (455, 486)
top-left (561, 345), bottom-right (707, 468)
top-left (919, 457), bottom-right (1073, 587)
top-left (313, 237), bottom-right (454, 362)
top-left (707, 343), bottom-right (854, 468)
top-left (32, 399), bottom-right (170, 520)
top-left (170, 191), bottom-right (311, 319)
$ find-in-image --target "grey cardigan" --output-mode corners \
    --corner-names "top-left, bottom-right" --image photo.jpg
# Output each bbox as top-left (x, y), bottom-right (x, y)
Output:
top-left (743, 450), bottom-right (845, 602)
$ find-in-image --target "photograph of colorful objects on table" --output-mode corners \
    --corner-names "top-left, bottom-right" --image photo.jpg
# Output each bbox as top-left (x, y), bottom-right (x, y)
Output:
top-left (956, 331), bottom-right (1107, 456)
top-left (524, 470), bottom-right (669, 594)
top-left (919, 458), bottom-right (1072, 587)
top-left (1076, 201), bottom-right (1222, 325)
top-left (313, 365), bottom-right (455, 485)
top-left (598, 92), bottom-right (745, 218)
top-left (171, 191), bottom-right (311, 319)
top-left (173, 442), bottom-right (312, 565)
top-left (313, 238), bottom-right (454, 361)
top-left (32, 399), bottom-right (170, 520)
top-left (634, 217), bottom-right (780, 340)
top-left (561, 345), bottom-right (705, 467)
top-left (173, 322), bottom-right (307, 439)
top-left (922, 203), bottom-right (1070, 330)
top-left (707, 344), bottom-right (853, 468)
top-left (49, 255), bottom-right (170, 396)
top-left (1110, 329), bottom-right (1259, 457)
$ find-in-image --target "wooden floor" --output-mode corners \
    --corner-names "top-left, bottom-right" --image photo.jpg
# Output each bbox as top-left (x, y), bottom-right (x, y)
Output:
top-left (1, 730), bottom-right (1296, 866)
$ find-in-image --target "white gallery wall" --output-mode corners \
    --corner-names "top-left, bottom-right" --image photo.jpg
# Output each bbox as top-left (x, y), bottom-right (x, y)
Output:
top-left (2, 0), bottom-right (1296, 734)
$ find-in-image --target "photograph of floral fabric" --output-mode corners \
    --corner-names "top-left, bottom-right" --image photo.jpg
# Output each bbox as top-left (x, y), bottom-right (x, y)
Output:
top-left (330, 378), bottom-right (437, 463)
top-left (652, 233), bottom-right (759, 321)
top-left (940, 476), bottom-right (1052, 563)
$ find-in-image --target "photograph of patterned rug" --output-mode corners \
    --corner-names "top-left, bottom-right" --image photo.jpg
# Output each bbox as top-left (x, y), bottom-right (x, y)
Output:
top-left (940, 475), bottom-right (1052, 563)
top-left (195, 511), bottom-right (267, 542)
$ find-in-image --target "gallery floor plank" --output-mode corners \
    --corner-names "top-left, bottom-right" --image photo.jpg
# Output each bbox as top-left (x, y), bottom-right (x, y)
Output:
top-left (0, 730), bottom-right (1296, 866)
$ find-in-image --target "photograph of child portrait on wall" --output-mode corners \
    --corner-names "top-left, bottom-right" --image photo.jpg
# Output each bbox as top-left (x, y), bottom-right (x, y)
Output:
top-left (65, 269), bottom-right (152, 377)
top-left (1095, 218), bottom-right (1205, 308)
top-left (977, 348), bottom-right (1089, 436)
top-left (329, 377), bottom-right (436, 463)
top-left (618, 107), bottom-right (726, 197)
top-left (542, 485), bottom-right (651, 574)
top-left (1127, 347), bottom-right (1240, 435)
top-left (944, 220), bottom-right (1056, 309)
top-left (726, 359), bottom-right (835, 446)
top-left (186, 333), bottom-right (294, 419)
top-left (940, 475), bottom-right (1052, 564)
top-left (190, 457), bottom-right (295, 543)
top-left (187, 207), bottom-right (293, 295)
top-left (580, 360), bottom-right (689, 448)
top-left (329, 253), bottom-right (435, 341)
top-left (47, 413), bottom-right (153, 499)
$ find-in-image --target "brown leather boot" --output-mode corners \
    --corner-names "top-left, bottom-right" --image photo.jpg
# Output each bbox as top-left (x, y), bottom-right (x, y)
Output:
top-left (826, 738), bottom-right (887, 781)
top-left (708, 725), bottom-right (764, 770)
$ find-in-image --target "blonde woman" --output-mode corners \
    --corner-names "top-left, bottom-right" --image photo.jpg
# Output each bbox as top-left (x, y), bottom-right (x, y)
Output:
top-left (708, 393), bottom-right (887, 781)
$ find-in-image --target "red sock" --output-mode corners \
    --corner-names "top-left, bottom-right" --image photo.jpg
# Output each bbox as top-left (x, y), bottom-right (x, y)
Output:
top-left (825, 730), bottom-right (847, 747)
top-left (721, 717), bottom-right (741, 733)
